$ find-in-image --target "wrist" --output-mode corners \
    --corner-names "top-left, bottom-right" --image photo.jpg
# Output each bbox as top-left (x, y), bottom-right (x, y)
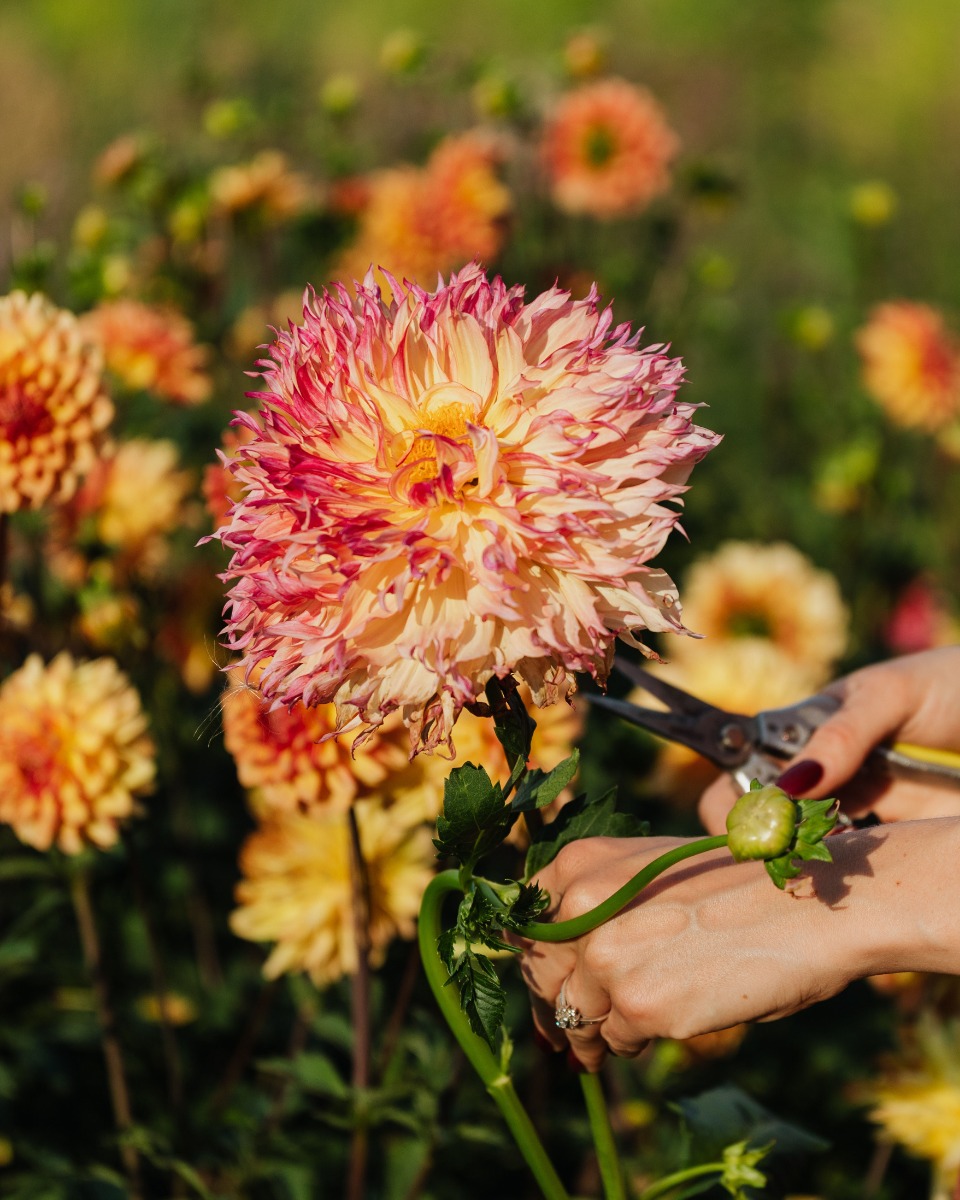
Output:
top-left (821, 818), bottom-right (960, 978)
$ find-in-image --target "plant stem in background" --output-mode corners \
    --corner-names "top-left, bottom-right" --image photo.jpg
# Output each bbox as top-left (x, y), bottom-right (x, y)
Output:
top-left (346, 805), bottom-right (372, 1200)
top-left (517, 835), bottom-right (729, 942)
top-left (418, 871), bottom-right (571, 1200)
top-left (638, 1162), bottom-right (727, 1200)
top-left (580, 1073), bottom-right (627, 1200)
top-left (68, 866), bottom-right (143, 1200)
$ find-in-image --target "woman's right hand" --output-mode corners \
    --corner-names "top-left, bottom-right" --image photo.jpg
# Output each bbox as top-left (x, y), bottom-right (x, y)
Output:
top-left (698, 646), bottom-right (960, 834)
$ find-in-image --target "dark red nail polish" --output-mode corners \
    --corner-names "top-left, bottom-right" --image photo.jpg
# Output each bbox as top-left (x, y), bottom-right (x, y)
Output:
top-left (776, 759), bottom-right (824, 796)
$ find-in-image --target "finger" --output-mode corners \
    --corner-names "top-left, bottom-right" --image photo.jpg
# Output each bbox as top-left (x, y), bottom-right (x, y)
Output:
top-left (556, 971), bottom-right (611, 1070)
top-left (519, 942), bottom-right (576, 1051)
top-left (698, 774), bottom-right (741, 834)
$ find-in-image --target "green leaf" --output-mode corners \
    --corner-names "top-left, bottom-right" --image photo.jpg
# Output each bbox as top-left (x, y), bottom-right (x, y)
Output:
top-left (524, 788), bottom-right (649, 879)
top-left (291, 1051), bottom-right (350, 1099)
top-left (446, 948), bottom-right (506, 1047)
top-left (433, 763), bottom-right (514, 868)
top-left (511, 750), bottom-right (580, 812)
top-left (501, 881), bottom-right (548, 930)
top-left (763, 796), bottom-right (839, 890)
top-left (487, 675), bottom-right (536, 787)
top-left (673, 1085), bottom-right (829, 1162)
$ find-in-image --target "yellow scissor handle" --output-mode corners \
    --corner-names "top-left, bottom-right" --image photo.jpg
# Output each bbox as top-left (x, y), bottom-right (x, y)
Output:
top-left (892, 742), bottom-right (960, 771)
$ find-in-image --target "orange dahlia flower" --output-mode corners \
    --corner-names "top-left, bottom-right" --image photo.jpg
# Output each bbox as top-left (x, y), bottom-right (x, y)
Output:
top-left (334, 131), bottom-right (511, 292)
top-left (856, 302), bottom-right (960, 432)
top-left (0, 653), bottom-right (155, 854)
top-left (209, 150), bottom-right (316, 223)
top-left (0, 292), bottom-right (113, 513)
top-left (221, 675), bottom-right (426, 816)
top-left (230, 799), bottom-right (435, 985)
top-left (541, 78), bottom-right (679, 219)
top-left (80, 299), bottom-right (211, 406)
top-left (215, 263), bottom-right (718, 754)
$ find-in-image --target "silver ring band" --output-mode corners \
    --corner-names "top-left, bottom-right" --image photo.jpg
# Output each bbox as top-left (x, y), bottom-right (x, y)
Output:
top-left (554, 983), bottom-right (608, 1029)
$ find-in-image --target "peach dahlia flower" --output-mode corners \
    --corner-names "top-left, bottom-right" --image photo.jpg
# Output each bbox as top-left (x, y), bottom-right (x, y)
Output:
top-left (80, 299), bottom-right (212, 406)
top-left (856, 302), bottom-right (960, 433)
top-left (541, 78), bottom-right (678, 220)
top-left (215, 264), bottom-right (717, 754)
top-left (0, 291), bottom-right (113, 512)
top-left (676, 540), bottom-right (848, 678)
top-left (0, 652), bottom-right (155, 854)
top-left (230, 799), bottom-right (435, 985)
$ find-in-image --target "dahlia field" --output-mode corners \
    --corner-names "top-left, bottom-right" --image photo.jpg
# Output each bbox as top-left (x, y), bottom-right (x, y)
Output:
top-left (1, 3), bottom-right (959, 1198)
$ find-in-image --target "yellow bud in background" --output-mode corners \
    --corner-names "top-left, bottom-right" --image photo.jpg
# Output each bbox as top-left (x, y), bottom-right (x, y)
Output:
top-left (73, 205), bottom-right (109, 249)
top-left (849, 180), bottom-right (898, 227)
top-left (563, 28), bottom-right (608, 78)
top-left (320, 73), bottom-right (361, 117)
top-left (379, 28), bottom-right (425, 75)
top-left (791, 305), bottom-right (836, 351)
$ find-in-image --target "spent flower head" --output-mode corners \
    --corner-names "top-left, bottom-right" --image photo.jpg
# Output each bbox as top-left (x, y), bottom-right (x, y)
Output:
top-left (215, 263), bottom-right (717, 754)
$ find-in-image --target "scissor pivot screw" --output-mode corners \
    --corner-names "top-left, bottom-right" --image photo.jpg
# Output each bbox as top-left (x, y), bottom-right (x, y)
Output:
top-left (719, 724), bottom-right (747, 752)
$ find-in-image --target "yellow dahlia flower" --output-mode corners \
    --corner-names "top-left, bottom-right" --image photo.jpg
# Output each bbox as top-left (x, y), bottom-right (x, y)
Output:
top-left (675, 540), bottom-right (848, 678)
top-left (861, 1017), bottom-right (960, 1195)
top-left (0, 291), bottom-right (113, 512)
top-left (0, 653), bottom-right (155, 854)
top-left (230, 799), bottom-right (435, 986)
top-left (221, 673), bottom-right (428, 817)
top-left (215, 263), bottom-right (717, 754)
top-left (642, 638), bottom-right (825, 800)
top-left (856, 302), bottom-right (960, 432)
top-left (541, 78), bottom-right (678, 219)
top-left (80, 299), bottom-right (212, 406)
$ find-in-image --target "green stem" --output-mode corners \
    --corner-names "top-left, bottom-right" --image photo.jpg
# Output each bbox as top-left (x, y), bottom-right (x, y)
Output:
top-left (418, 871), bottom-right (571, 1200)
top-left (517, 836), bottom-right (729, 942)
top-left (580, 1073), bottom-right (626, 1200)
top-left (637, 1162), bottom-right (723, 1200)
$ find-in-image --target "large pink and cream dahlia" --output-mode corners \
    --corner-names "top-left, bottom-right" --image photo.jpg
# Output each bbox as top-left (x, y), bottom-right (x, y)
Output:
top-left (215, 263), bottom-right (718, 753)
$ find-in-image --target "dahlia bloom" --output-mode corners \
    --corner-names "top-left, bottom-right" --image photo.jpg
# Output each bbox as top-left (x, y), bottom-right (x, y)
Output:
top-left (63, 438), bottom-right (194, 580)
top-left (216, 263), bottom-right (717, 753)
top-left (675, 540), bottom-right (848, 678)
top-left (333, 132), bottom-right (511, 293)
top-left (0, 653), bottom-right (155, 854)
top-left (221, 672), bottom-right (428, 816)
top-left (541, 78), bottom-right (679, 219)
top-left (80, 299), bottom-right (212, 406)
top-left (0, 291), bottom-right (113, 512)
top-left (209, 150), bottom-right (316, 223)
top-left (230, 799), bottom-right (435, 985)
top-left (862, 1018), bottom-right (960, 1194)
top-left (642, 638), bottom-right (824, 801)
top-left (855, 302), bottom-right (960, 432)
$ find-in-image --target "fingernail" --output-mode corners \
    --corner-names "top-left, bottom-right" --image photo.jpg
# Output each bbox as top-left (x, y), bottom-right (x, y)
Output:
top-left (776, 759), bottom-right (824, 795)
top-left (566, 1048), bottom-right (587, 1074)
top-left (534, 1029), bottom-right (561, 1056)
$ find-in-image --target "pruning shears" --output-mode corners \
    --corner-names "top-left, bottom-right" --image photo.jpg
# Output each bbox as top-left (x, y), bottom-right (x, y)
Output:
top-left (586, 656), bottom-right (960, 794)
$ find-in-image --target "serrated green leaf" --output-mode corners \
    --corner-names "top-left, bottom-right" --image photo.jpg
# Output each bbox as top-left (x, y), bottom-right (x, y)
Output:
top-left (436, 927), bottom-right (457, 972)
top-left (511, 749), bottom-right (580, 812)
top-left (524, 788), bottom-right (648, 879)
top-left (502, 882), bottom-right (548, 930)
top-left (487, 675), bottom-right (537, 787)
top-left (433, 763), bottom-right (513, 868)
top-left (446, 948), bottom-right (506, 1047)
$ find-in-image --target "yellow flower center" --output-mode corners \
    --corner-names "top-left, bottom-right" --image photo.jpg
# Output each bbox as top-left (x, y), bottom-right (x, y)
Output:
top-left (403, 382), bottom-right (481, 484)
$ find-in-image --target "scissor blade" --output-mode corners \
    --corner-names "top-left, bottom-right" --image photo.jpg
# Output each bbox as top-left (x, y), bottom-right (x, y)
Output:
top-left (585, 691), bottom-right (759, 770)
top-left (612, 656), bottom-right (722, 717)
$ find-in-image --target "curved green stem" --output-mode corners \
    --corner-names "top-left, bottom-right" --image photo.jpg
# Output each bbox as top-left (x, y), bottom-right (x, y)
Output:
top-left (638, 1162), bottom-right (723, 1200)
top-left (418, 871), bottom-right (571, 1200)
top-left (518, 835), bottom-right (730, 942)
top-left (580, 1073), bottom-right (626, 1200)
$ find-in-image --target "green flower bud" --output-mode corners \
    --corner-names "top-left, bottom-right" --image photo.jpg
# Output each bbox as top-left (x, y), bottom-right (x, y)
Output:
top-left (726, 784), bottom-right (797, 861)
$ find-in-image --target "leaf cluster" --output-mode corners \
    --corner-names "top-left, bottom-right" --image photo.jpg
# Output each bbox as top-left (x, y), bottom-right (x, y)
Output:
top-left (763, 797), bottom-right (840, 890)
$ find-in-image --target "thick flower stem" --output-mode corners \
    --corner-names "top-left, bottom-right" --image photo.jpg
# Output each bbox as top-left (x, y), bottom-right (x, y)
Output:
top-left (517, 836), bottom-right (730, 942)
top-left (418, 871), bottom-right (571, 1200)
top-left (580, 1073), bottom-right (627, 1200)
top-left (68, 867), bottom-right (143, 1200)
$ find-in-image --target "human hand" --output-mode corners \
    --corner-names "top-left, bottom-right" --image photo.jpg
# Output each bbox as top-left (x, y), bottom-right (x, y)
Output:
top-left (699, 646), bottom-right (960, 834)
top-left (519, 832), bottom-right (869, 1072)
